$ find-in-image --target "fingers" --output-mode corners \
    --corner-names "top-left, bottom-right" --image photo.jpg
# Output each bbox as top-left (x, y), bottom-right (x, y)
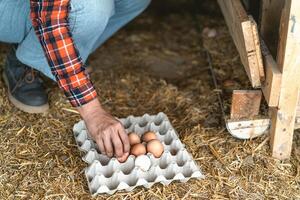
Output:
top-left (94, 120), bottom-right (129, 160)
top-left (103, 132), bottom-right (114, 157)
top-left (103, 123), bottom-right (128, 159)
top-left (111, 131), bottom-right (124, 158)
top-left (117, 125), bottom-right (130, 153)
top-left (117, 152), bottom-right (129, 163)
top-left (95, 137), bottom-right (106, 155)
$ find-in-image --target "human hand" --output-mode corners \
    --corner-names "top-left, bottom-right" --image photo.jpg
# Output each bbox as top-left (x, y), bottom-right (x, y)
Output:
top-left (77, 98), bottom-right (130, 162)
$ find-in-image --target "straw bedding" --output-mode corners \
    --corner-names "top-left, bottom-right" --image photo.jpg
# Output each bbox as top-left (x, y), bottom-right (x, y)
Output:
top-left (0, 1), bottom-right (299, 199)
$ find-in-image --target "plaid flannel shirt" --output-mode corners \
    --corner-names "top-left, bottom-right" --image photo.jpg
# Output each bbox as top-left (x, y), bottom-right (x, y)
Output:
top-left (30, 0), bottom-right (97, 107)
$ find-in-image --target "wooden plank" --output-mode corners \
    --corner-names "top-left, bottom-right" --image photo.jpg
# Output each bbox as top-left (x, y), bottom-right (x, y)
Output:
top-left (230, 90), bottom-right (262, 120)
top-left (249, 16), bottom-right (265, 82)
top-left (218, 0), bottom-right (262, 88)
top-left (270, 0), bottom-right (300, 159)
top-left (297, 92), bottom-right (300, 117)
top-left (242, 20), bottom-right (261, 87)
top-left (260, 39), bottom-right (282, 107)
top-left (260, 0), bottom-right (285, 57)
top-left (296, 92), bottom-right (300, 130)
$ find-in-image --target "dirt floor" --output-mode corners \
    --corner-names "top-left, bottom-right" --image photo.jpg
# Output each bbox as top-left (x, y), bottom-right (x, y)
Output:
top-left (0, 1), bottom-right (299, 199)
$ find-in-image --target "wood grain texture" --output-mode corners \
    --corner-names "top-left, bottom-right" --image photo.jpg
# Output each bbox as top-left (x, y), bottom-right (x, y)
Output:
top-left (250, 16), bottom-right (265, 82)
top-left (218, 0), bottom-right (263, 88)
top-left (230, 90), bottom-right (262, 120)
top-left (270, 0), bottom-right (300, 159)
top-left (260, 39), bottom-right (282, 107)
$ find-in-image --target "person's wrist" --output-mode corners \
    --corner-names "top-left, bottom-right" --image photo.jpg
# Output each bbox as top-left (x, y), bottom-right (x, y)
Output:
top-left (77, 98), bottom-right (104, 121)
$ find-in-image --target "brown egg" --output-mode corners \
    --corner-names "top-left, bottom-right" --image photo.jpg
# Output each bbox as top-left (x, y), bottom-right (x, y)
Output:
top-left (146, 139), bottom-right (164, 158)
top-left (142, 131), bottom-right (157, 142)
top-left (130, 143), bottom-right (146, 156)
top-left (128, 132), bottom-right (141, 145)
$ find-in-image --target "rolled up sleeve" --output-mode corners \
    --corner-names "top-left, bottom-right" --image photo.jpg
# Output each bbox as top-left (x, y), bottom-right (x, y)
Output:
top-left (30, 0), bottom-right (97, 107)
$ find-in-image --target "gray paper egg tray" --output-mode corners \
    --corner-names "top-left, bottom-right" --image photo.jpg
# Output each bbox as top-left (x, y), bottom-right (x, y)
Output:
top-left (73, 112), bottom-right (204, 196)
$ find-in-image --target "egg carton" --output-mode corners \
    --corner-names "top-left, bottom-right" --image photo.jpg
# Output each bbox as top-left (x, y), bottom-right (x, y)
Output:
top-left (73, 112), bottom-right (204, 196)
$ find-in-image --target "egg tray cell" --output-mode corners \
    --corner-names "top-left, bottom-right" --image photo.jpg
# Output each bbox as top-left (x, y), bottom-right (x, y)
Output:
top-left (73, 112), bottom-right (204, 196)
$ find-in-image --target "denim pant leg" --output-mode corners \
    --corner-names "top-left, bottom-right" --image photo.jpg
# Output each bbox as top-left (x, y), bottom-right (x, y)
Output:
top-left (16, 0), bottom-right (115, 81)
top-left (1, 0), bottom-right (150, 81)
top-left (0, 1), bottom-right (31, 44)
top-left (91, 0), bottom-right (152, 52)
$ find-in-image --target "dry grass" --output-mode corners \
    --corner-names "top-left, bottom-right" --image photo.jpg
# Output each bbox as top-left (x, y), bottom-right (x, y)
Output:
top-left (0, 1), bottom-right (299, 199)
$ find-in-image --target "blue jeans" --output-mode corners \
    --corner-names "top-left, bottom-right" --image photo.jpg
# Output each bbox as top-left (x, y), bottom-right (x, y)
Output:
top-left (0, 0), bottom-right (151, 80)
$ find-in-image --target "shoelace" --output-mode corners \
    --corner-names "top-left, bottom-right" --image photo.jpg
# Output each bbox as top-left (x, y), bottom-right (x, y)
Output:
top-left (24, 67), bottom-right (37, 84)
top-left (11, 67), bottom-right (40, 93)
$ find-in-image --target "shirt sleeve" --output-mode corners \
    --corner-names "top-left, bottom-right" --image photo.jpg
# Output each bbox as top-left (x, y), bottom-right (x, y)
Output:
top-left (29, 0), bottom-right (97, 107)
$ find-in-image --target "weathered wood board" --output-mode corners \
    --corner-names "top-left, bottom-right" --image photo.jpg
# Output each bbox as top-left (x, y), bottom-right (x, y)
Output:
top-left (230, 90), bottom-right (262, 120)
top-left (270, 0), bottom-right (300, 159)
top-left (218, 0), bottom-right (264, 88)
top-left (260, 39), bottom-right (282, 107)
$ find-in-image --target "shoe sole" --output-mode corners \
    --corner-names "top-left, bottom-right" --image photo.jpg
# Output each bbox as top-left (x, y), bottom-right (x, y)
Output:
top-left (2, 71), bottom-right (49, 114)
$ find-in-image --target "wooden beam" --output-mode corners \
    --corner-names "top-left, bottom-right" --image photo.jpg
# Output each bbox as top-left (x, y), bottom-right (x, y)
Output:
top-left (270, 0), bottom-right (300, 159)
top-left (218, 0), bottom-right (263, 88)
top-left (260, 39), bottom-right (282, 107)
top-left (260, 0), bottom-right (285, 57)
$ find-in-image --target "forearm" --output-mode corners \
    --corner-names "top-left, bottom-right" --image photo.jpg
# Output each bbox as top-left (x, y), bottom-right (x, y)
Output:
top-left (30, 0), bottom-right (97, 107)
top-left (77, 98), bottom-right (103, 120)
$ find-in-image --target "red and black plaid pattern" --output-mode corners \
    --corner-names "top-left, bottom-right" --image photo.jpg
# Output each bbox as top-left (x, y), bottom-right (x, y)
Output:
top-left (30, 0), bottom-right (97, 107)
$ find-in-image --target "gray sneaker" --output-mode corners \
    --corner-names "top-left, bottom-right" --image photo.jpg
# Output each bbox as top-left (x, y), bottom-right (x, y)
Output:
top-left (3, 45), bottom-right (49, 113)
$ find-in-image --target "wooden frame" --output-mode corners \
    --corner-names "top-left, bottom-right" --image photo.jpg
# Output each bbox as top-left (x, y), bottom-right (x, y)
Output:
top-left (218, 0), bottom-right (300, 159)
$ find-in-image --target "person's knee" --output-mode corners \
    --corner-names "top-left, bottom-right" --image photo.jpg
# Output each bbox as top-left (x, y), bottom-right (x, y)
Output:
top-left (68, 0), bottom-right (115, 59)
top-left (69, 0), bottom-right (114, 38)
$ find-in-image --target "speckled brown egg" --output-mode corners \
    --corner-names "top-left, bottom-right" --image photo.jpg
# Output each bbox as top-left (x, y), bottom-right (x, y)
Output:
top-left (142, 131), bottom-right (157, 142)
top-left (146, 139), bottom-right (164, 158)
top-left (130, 143), bottom-right (146, 156)
top-left (128, 132), bottom-right (141, 145)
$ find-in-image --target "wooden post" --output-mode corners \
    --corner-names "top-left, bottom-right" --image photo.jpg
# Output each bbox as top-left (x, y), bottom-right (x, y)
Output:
top-left (270, 0), bottom-right (300, 159)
